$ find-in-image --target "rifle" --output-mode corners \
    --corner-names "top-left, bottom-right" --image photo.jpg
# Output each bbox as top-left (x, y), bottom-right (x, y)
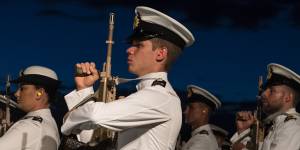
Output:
top-left (232, 76), bottom-right (265, 150)
top-left (61, 13), bottom-right (118, 150)
top-left (89, 12), bottom-right (117, 147)
top-left (247, 76), bottom-right (264, 150)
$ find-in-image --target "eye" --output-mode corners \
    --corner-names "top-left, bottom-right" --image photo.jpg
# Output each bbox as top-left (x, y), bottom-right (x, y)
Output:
top-left (269, 87), bottom-right (275, 94)
top-left (131, 42), bottom-right (144, 48)
top-left (20, 87), bottom-right (24, 91)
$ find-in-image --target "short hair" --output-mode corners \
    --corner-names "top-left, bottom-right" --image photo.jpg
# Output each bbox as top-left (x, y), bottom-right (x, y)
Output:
top-left (150, 38), bottom-right (182, 70)
top-left (290, 87), bottom-right (300, 107)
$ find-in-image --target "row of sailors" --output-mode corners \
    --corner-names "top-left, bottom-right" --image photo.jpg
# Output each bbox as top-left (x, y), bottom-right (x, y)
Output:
top-left (0, 5), bottom-right (300, 150)
top-left (0, 62), bottom-right (299, 150)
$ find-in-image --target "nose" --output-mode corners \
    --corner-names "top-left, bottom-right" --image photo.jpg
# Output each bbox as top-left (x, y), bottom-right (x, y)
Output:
top-left (261, 88), bottom-right (269, 99)
top-left (126, 47), bottom-right (135, 55)
top-left (14, 89), bottom-right (20, 98)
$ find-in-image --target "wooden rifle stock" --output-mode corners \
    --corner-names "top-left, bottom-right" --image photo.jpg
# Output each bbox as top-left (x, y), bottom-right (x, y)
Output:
top-left (89, 12), bottom-right (117, 146)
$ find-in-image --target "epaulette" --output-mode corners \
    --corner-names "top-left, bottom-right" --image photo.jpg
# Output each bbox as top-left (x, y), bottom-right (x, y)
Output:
top-left (198, 130), bottom-right (209, 135)
top-left (23, 116), bottom-right (43, 123)
top-left (151, 78), bottom-right (166, 87)
top-left (284, 114), bottom-right (297, 123)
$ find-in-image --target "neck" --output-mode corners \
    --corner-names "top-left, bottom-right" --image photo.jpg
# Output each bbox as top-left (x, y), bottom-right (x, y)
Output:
top-left (137, 65), bottom-right (166, 77)
top-left (191, 120), bottom-right (209, 130)
top-left (31, 104), bottom-right (49, 112)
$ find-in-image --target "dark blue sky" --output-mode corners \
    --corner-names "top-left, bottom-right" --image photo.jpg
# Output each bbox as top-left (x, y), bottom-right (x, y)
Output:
top-left (0, 1), bottom-right (300, 102)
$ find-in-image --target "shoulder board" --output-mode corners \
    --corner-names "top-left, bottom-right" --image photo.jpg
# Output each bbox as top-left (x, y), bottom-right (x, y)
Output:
top-left (198, 130), bottom-right (209, 135)
top-left (284, 114), bottom-right (297, 123)
top-left (23, 116), bottom-right (43, 123)
top-left (151, 78), bottom-right (166, 87)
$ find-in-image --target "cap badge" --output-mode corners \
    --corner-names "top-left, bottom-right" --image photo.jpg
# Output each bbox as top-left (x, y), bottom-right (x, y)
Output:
top-left (187, 89), bottom-right (192, 98)
top-left (133, 15), bottom-right (140, 29)
top-left (267, 68), bottom-right (273, 80)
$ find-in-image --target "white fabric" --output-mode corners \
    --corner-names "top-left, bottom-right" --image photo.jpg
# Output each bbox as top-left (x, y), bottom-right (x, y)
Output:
top-left (61, 72), bottom-right (182, 150)
top-left (187, 85), bottom-right (221, 109)
top-left (267, 63), bottom-right (300, 84)
top-left (261, 108), bottom-right (300, 150)
top-left (230, 128), bottom-right (251, 148)
top-left (230, 108), bottom-right (300, 150)
top-left (182, 124), bottom-right (219, 150)
top-left (0, 109), bottom-right (60, 150)
top-left (24, 66), bottom-right (58, 80)
top-left (135, 6), bottom-right (195, 47)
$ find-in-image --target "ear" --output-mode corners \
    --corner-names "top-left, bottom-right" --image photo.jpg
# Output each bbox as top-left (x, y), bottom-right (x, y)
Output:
top-left (285, 92), bottom-right (293, 103)
top-left (36, 89), bottom-right (44, 99)
top-left (202, 107), bottom-right (209, 114)
top-left (155, 47), bottom-right (168, 62)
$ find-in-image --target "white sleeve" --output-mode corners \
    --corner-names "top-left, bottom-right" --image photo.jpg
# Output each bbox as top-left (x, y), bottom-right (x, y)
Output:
top-left (230, 129), bottom-right (251, 150)
top-left (64, 87), bottom-right (94, 143)
top-left (0, 120), bottom-right (42, 150)
top-left (64, 87), bottom-right (94, 109)
top-left (61, 87), bottom-right (172, 135)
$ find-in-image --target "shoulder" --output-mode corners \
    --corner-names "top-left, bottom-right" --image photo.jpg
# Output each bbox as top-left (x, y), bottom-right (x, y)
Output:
top-left (187, 130), bottom-right (218, 149)
top-left (276, 113), bottom-right (300, 132)
top-left (18, 116), bottom-right (44, 127)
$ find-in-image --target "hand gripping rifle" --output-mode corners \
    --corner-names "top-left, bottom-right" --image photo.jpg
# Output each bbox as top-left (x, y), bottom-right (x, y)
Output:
top-left (247, 76), bottom-right (264, 150)
top-left (62, 13), bottom-right (118, 150)
top-left (88, 12), bottom-right (117, 147)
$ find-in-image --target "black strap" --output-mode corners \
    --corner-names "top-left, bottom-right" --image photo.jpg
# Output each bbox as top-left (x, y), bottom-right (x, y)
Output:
top-left (151, 78), bottom-right (166, 87)
top-left (23, 116), bottom-right (43, 123)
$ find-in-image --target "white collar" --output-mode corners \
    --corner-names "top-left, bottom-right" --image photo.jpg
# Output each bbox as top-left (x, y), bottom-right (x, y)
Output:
top-left (136, 72), bottom-right (168, 91)
top-left (191, 124), bottom-right (210, 136)
top-left (27, 108), bottom-right (51, 117)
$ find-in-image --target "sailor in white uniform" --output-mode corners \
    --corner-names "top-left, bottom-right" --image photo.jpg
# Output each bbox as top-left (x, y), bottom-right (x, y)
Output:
top-left (0, 66), bottom-right (60, 150)
top-left (61, 6), bottom-right (195, 150)
top-left (231, 63), bottom-right (300, 150)
top-left (182, 85), bottom-right (221, 150)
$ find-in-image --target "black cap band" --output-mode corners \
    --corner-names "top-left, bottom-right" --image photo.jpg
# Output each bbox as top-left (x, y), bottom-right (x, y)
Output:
top-left (11, 74), bottom-right (60, 90)
top-left (127, 20), bottom-right (186, 49)
top-left (264, 74), bottom-right (300, 92)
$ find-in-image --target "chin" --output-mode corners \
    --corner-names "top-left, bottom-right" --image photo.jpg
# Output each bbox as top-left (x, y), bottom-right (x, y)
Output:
top-left (128, 67), bottom-right (137, 75)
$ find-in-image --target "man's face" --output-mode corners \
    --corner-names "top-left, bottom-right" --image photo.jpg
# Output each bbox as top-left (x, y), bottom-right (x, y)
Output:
top-left (184, 102), bottom-right (207, 125)
top-left (14, 84), bottom-right (37, 112)
top-left (261, 85), bottom-right (287, 115)
top-left (126, 40), bottom-right (158, 76)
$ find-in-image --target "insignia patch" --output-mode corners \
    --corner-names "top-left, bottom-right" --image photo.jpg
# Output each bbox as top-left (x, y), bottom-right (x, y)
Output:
top-left (284, 114), bottom-right (296, 123)
top-left (187, 89), bottom-right (192, 98)
top-left (151, 78), bottom-right (166, 87)
top-left (267, 68), bottom-right (273, 80)
top-left (198, 130), bottom-right (209, 135)
top-left (23, 116), bottom-right (43, 123)
top-left (133, 15), bottom-right (140, 29)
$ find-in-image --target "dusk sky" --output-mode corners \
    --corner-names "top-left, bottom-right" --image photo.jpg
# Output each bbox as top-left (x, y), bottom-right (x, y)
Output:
top-left (0, 0), bottom-right (300, 102)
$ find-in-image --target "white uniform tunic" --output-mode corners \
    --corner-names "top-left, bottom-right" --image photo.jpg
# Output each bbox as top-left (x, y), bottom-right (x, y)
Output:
top-left (261, 108), bottom-right (300, 150)
top-left (182, 124), bottom-right (219, 150)
top-left (230, 108), bottom-right (300, 150)
top-left (61, 72), bottom-right (182, 150)
top-left (0, 108), bottom-right (60, 150)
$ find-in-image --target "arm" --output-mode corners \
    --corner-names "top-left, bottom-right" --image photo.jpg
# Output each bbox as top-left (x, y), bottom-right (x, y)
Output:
top-left (61, 86), bottom-right (172, 135)
top-left (231, 111), bottom-right (255, 150)
top-left (63, 62), bottom-right (99, 143)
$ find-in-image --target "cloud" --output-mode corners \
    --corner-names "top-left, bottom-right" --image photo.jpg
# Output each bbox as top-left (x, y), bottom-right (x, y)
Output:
top-left (36, 0), bottom-right (300, 29)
